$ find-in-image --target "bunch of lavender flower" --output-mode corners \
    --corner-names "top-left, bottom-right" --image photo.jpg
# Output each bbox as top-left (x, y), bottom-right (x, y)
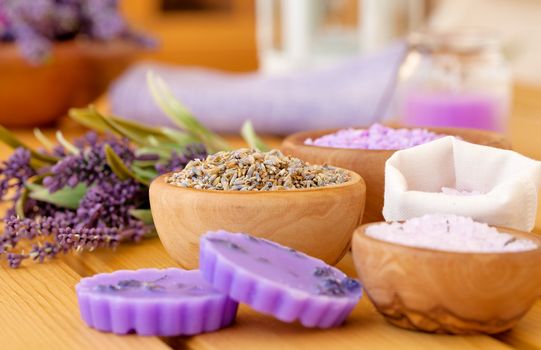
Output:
top-left (0, 0), bottom-right (154, 64)
top-left (0, 130), bottom-right (206, 268)
top-left (0, 72), bottom-right (265, 268)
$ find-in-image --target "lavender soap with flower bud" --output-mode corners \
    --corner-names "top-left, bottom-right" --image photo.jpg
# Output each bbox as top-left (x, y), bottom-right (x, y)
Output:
top-left (76, 268), bottom-right (238, 336)
top-left (200, 231), bottom-right (363, 328)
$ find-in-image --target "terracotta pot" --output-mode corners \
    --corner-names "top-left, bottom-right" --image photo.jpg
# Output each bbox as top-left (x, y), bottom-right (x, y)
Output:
top-left (0, 40), bottom-right (139, 127)
top-left (149, 171), bottom-right (366, 269)
top-left (351, 223), bottom-right (541, 334)
top-left (281, 126), bottom-right (510, 223)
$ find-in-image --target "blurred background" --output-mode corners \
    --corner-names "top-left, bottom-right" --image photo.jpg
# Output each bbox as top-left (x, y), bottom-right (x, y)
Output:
top-left (2, 0), bottom-right (541, 149)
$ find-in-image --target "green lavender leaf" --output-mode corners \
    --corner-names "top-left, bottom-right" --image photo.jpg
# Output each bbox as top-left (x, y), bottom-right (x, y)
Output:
top-left (69, 106), bottom-right (115, 134)
top-left (144, 228), bottom-right (158, 238)
top-left (104, 144), bottom-right (150, 185)
top-left (15, 187), bottom-right (29, 218)
top-left (160, 127), bottom-right (199, 146)
top-left (108, 113), bottom-right (166, 139)
top-left (56, 131), bottom-right (80, 155)
top-left (146, 71), bottom-right (231, 153)
top-left (131, 165), bottom-right (158, 180)
top-left (33, 128), bottom-right (54, 151)
top-left (136, 146), bottom-right (174, 159)
top-left (0, 124), bottom-right (58, 164)
top-left (26, 183), bottom-right (87, 209)
top-left (71, 105), bottom-right (164, 139)
top-left (70, 106), bottom-right (176, 147)
top-left (241, 120), bottom-right (270, 152)
top-left (129, 209), bottom-right (154, 225)
top-left (104, 144), bottom-right (135, 181)
top-left (133, 159), bottom-right (159, 168)
top-left (103, 115), bottom-right (173, 146)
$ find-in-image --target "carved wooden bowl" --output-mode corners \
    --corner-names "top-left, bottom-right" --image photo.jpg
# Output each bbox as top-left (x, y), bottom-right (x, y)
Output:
top-left (281, 126), bottom-right (510, 224)
top-left (351, 223), bottom-right (541, 334)
top-left (150, 171), bottom-right (366, 269)
top-left (0, 40), bottom-right (139, 127)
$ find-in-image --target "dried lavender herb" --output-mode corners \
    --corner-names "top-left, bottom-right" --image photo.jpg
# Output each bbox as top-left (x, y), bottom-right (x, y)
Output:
top-left (341, 278), bottom-right (361, 293)
top-left (167, 149), bottom-right (350, 191)
top-left (317, 277), bottom-right (361, 297)
top-left (256, 257), bottom-right (270, 264)
top-left (94, 278), bottom-right (167, 293)
top-left (320, 279), bottom-right (346, 296)
top-left (313, 266), bottom-right (334, 278)
top-left (207, 238), bottom-right (247, 253)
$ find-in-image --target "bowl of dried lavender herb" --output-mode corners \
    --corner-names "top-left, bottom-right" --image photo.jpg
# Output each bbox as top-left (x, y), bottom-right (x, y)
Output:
top-left (149, 148), bottom-right (366, 269)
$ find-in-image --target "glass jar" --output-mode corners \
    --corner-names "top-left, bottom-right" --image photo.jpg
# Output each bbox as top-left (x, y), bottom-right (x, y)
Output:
top-left (255, 0), bottom-right (426, 74)
top-left (393, 30), bottom-right (511, 132)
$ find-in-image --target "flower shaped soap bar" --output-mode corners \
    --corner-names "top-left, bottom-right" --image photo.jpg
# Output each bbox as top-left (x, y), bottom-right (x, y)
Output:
top-left (384, 136), bottom-right (541, 231)
top-left (76, 268), bottom-right (238, 336)
top-left (200, 231), bottom-right (363, 328)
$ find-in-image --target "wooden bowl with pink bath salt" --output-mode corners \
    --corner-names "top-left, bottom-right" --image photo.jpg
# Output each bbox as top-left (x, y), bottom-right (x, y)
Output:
top-left (351, 222), bottom-right (541, 334)
top-left (150, 170), bottom-right (366, 269)
top-left (281, 126), bottom-right (510, 224)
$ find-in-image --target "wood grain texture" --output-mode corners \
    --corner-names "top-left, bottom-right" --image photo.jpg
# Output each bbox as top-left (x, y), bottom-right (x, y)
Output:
top-left (351, 224), bottom-right (541, 334)
top-left (495, 301), bottom-right (541, 349)
top-left (281, 126), bottom-right (510, 224)
top-left (149, 172), bottom-right (366, 268)
top-left (2, 84), bottom-right (541, 349)
top-left (62, 238), bottom-right (510, 350)
top-left (0, 261), bottom-right (170, 350)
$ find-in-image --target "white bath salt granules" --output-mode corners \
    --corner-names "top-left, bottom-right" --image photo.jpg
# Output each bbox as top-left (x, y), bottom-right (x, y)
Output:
top-left (441, 187), bottom-right (482, 196)
top-left (366, 214), bottom-right (537, 253)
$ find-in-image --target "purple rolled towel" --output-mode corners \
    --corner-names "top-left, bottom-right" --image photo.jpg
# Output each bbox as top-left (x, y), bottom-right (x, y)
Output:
top-left (109, 43), bottom-right (404, 135)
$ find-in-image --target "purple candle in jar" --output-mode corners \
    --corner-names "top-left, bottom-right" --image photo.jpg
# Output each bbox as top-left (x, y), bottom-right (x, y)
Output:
top-left (76, 268), bottom-right (238, 336)
top-left (401, 92), bottom-right (506, 132)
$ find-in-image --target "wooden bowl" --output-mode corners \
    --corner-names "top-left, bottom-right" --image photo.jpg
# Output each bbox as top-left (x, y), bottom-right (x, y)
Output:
top-left (351, 223), bottom-right (541, 334)
top-left (0, 40), bottom-right (139, 127)
top-left (150, 171), bottom-right (366, 269)
top-left (281, 126), bottom-right (510, 223)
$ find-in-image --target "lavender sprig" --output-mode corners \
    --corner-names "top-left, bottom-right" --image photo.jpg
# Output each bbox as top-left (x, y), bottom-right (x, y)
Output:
top-left (0, 129), bottom-right (207, 268)
top-left (42, 133), bottom-right (134, 192)
top-left (0, 0), bottom-right (155, 64)
top-left (0, 148), bottom-right (35, 199)
top-left (0, 71), bottom-right (269, 268)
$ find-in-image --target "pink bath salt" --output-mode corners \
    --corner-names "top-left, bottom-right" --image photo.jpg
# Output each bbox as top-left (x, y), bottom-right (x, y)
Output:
top-left (441, 187), bottom-right (482, 196)
top-left (304, 124), bottom-right (444, 150)
top-left (366, 214), bottom-right (537, 253)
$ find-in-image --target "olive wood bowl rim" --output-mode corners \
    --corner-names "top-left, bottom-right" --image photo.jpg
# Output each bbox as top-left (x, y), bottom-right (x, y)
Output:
top-left (283, 126), bottom-right (509, 153)
top-left (153, 168), bottom-right (365, 195)
top-left (354, 222), bottom-right (541, 258)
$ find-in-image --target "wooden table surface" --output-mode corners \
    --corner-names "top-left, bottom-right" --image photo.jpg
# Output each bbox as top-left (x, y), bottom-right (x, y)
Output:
top-left (2, 85), bottom-right (541, 349)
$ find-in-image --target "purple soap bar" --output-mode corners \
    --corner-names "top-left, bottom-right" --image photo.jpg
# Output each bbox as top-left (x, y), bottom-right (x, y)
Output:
top-left (200, 231), bottom-right (363, 328)
top-left (76, 268), bottom-right (238, 336)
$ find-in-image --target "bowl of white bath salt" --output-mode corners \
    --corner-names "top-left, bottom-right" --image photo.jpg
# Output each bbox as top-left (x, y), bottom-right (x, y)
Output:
top-left (351, 214), bottom-right (541, 335)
